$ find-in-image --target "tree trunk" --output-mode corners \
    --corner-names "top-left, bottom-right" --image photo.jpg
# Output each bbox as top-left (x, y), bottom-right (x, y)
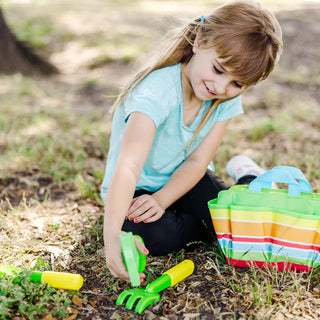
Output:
top-left (0, 7), bottom-right (59, 76)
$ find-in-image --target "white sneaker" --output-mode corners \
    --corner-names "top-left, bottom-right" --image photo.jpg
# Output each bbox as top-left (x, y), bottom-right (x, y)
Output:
top-left (226, 155), bottom-right (265, 183)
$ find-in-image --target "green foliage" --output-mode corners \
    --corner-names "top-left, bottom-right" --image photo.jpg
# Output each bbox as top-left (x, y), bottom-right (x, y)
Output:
top-left (83, 79), bottom-right (99, 89)
top-left (33, 257), bottom-right (52, 271)
top-left (0, 270), bottom-right (72, 320)
top-left (75, 174), bottom-right (104, 205)
top-left (16, 20), bottom-right (53, 49)
top-left (245, 118), bottom-right (281, 141)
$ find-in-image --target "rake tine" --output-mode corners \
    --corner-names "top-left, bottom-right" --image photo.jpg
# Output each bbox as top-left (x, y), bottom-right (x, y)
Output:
top-left (126, 294), bottom-right (143, 309)
top-left (135, 294), bottom-right (160, 314)
top-left (115, 290), bottom-right (134, 306)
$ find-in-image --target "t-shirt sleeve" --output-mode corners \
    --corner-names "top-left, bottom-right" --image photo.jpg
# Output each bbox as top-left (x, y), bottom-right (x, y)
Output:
top-left (215, 95), bottom-right (244, 122)
top-left (122, 72), bottom-right (172, 128)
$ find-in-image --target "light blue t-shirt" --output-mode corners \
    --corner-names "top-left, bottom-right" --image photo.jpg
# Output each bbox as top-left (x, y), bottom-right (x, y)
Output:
top-left (101, 63), bottom-right (243, 202)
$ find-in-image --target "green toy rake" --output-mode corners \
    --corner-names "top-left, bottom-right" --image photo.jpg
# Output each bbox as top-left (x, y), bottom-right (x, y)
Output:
top-left (116, 259), bottom-right (194, 314)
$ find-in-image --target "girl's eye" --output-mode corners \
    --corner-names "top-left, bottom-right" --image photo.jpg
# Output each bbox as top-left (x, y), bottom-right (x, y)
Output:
top-left (213, 65), bottom-right (223, 74)
top-left (233, 81), bottom-right (243, 89)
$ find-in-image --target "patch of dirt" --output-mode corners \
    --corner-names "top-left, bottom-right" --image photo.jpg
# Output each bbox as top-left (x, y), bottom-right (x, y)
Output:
top-left (0, 169), bottom-right (74, 206)
top-left (70, 239), bottom-right (238, 320)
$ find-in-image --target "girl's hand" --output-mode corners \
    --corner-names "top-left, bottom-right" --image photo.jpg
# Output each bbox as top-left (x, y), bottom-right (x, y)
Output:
top-left (127, 194), bottom-right (165, 223)
top-left (105, 231), bottom-right (148, 282)
top-left (105, 232), bottom-right (129, 281)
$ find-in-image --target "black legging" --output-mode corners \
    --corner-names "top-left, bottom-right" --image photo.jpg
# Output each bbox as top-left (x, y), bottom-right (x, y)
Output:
top-left (122, 170), bottom-right (230, 256)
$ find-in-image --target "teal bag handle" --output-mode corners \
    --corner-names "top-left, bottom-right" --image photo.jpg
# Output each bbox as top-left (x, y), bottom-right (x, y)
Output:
top-left (272, 166), bottom-right (312, 193)
top-left (248, 166), bottom-right (312, 196)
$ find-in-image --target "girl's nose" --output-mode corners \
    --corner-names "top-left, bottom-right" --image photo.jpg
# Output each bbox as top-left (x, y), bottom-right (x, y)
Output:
top-left (215, 78), bottom-right (228, 95)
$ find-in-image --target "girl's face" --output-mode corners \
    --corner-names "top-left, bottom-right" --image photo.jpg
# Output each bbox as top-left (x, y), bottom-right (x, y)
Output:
top-left (186, 45), bottom-right (247, 101)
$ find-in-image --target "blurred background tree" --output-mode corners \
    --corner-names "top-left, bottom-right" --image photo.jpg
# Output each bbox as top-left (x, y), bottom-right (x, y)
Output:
top-left (0, 6), bottom-right (58, 75)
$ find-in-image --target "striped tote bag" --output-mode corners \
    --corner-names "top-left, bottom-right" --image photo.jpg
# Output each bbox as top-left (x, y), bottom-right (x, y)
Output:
top-left (208, 166), bottom-right (320, 272)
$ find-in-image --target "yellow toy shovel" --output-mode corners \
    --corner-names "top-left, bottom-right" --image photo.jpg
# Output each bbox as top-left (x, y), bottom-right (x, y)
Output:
top-left (116, 259), bottom-right (194, 314)
top-left (0, 265), bottom-right (83, 290)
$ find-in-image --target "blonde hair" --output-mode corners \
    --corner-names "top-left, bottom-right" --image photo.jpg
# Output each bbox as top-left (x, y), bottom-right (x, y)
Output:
top-left (112, 1), bottom-right (282, 148)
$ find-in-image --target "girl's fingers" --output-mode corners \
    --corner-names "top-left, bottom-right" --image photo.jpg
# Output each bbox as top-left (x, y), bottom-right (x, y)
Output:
top-left (128, 197), bottom-right (148, 216)
top-left (128, 197), bottom-right (141, 213)
top-left (128, 203), bottom-right (152, 220)
top-left (136, 209), bottom-right (164, 223)
top-left (132, 209), bottom-right (158, 223)
top-left (134, 237), bottom-right (149, 255)
top-left (128, 207), bottom-right (149, 221)
top-left (143, 213), bottom-right (163, 223)
top-left (127, 195), bottom-right (164, 222)
top-left (139, 273), bottom-right (146, 283)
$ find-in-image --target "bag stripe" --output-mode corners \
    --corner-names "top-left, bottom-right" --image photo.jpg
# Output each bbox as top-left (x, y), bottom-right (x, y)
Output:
top-left (211, 208), bottom-right (320, 228)
top-left (216, 233), bottom-right (320, 251)
top-left (212, 218), bottom-right (320, 245)
top-left (221, 247), bottom-right (320, 267)
top-left (217, 237), bottom-right (320, 262)
top-left (227, 258), bottom-right (312, 272)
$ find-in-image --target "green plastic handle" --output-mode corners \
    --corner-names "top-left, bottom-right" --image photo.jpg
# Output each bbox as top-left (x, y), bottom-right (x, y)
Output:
top-left (146, 259), bottom-right (194, 293)
top-left (145, 274), bottom-right (171, 293)
top-left (120, 232), bottom-right (147, 287)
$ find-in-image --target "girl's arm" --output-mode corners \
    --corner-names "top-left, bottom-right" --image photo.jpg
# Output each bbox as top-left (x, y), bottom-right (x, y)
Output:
top-left (103, 112), bottom-right (156, 281)
top-left (127, 119), bottom-right (231, 223)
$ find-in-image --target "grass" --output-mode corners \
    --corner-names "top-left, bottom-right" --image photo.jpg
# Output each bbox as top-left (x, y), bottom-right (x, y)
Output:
top-left (192, 255), bottom-right (320, 319)
top-left (0, 0), bottom-right (320, 319)
top-left (0, 99), bottom-right (107, 183)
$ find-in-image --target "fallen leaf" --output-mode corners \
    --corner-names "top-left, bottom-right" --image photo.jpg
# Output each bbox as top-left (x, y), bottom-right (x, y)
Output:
top-left (72, 295), bottom-right (83, 307)
top-left (89, 299), bottom-right (97, 308)
top-left (67, 307), bottom-right (80, 315)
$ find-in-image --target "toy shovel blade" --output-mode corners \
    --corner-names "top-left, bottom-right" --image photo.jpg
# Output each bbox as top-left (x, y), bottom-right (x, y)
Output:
top-left (0, 265), bottom-right (20, 276)
top-left (116, 288), bottom-right (160, 314)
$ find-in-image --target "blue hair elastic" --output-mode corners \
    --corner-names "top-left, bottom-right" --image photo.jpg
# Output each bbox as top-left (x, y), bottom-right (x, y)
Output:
top-left (200, 16), bottom-right (205, 23)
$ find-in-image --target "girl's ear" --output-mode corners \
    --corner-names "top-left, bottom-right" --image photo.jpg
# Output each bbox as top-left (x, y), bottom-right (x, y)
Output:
top-left (192, 33), bottom-right (202, 53)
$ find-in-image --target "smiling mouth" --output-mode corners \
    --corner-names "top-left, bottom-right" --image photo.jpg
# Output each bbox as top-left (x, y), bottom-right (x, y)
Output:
top-left (204, 82), bottom-right (216, 96)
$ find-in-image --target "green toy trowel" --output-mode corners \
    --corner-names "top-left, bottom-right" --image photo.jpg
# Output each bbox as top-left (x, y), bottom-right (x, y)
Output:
top-left (120, 232), bottom-right (147, 287)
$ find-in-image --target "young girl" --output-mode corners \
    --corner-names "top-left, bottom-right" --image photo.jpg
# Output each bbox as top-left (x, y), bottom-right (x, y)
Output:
top-left (101, 1), bottom-right (282, 282)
